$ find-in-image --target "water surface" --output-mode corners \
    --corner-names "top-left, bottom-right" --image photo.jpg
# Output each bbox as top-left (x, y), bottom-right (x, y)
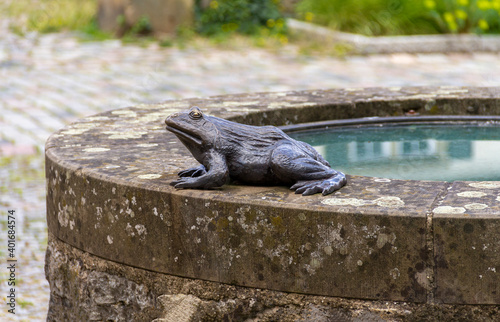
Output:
top-left (290, 123), bottom-right (500, 181)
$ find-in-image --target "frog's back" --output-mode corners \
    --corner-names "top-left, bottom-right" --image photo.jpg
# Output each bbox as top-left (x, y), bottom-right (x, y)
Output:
top-left (209, 116), bottom-right (290, 183)
top-left (210, 116), bottom-right (288, 151)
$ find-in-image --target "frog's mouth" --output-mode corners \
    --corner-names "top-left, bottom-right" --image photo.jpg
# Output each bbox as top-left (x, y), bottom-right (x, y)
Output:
top-left (166, 124), bottom-right (203, 146)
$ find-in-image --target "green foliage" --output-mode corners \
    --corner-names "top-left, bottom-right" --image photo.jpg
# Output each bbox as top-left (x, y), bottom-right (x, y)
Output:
top-left (5, 0), bottom-right (97, 34)
top-left (296, 0), bottom-right (437, 36)
top-left (120, 16), bottom-right (155, 44)
top-left (296, 0), bottom-right (500, 35)
top-left (195, 0), bottom-right (287, 36)
top-left (128, 16), bottom-right (153, 35)
top-left (78, 19), bottom-right (114, 41)
top-left (426, 0), bottom-right (500, 34)
top-left (3, 0), bottom-right (291, 46)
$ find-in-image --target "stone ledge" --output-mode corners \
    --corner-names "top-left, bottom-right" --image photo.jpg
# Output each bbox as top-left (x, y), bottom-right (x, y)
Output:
top-left (45, 87), bottom-right (500, 313)
top-left (45, 234), bottom-right (500, 321)
top-left (288, 19), bottom-right (500, 54)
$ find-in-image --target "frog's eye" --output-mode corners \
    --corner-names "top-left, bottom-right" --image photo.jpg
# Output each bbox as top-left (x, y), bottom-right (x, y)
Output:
top-left (189, 109), bottom-right (203, 120)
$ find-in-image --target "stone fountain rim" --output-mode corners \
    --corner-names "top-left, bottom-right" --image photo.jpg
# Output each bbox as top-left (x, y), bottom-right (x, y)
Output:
top-left (45, 86), bottom-right (500, 305)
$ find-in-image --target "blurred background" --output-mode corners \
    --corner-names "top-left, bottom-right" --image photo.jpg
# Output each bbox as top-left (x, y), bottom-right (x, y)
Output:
top-left (1, 0), bottom-right (500, 320)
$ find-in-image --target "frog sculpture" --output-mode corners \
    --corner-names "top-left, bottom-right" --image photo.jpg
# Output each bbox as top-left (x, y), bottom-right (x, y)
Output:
top-left (165, 107), bottom-right (346, 196)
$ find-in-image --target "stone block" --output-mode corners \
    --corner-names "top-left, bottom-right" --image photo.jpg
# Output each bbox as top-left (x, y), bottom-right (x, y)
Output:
top-left (45, 234), bottom-right (500, 321)
top-left (433, 181), bottom-right (500, 304)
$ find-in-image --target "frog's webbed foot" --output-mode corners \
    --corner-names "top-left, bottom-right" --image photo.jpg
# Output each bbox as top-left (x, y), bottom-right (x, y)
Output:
top-left (178, 165), bottom-right (206, 178)
top-left (290, 172), bottom-right (346, 196)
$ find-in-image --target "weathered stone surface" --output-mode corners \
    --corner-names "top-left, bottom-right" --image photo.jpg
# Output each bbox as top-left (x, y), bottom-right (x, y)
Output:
top-left (45, 87), bottom-right (500, 319)
top-left (153, 294), bottom-right (202, 322)
top-left (433, 181), bottom-right (500, 304)
top-left (45, 235), bottom-right (500, 321)
top-left (45, 235), bottom-right (156, 321)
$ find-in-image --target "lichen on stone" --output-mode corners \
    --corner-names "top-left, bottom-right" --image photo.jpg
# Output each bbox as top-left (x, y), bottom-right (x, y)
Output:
top-left (111, 110), bottom-right (137, 117)
top-left (103, 130), bottom-right (147, 139)
top-left (374, 196), bottom-right (405, 208)
top-left (83, 147), bottom-right (110, 152)
top-left (322, 196), bottom-right (404, 208)
top-left (469, 182), bottom-right (500, 189)
top-left (458, 191), bottom-right (488, 198)
top-left (137, 174), bottom-right (161, 179)
top-left (433, 206), bottom-right (466, 214)
top-left (464, 203), bottom-right (488, 210)
top-left (321, 198), bottom-right (367, 207)
top-left (61, 128), bottom-right (90, 135)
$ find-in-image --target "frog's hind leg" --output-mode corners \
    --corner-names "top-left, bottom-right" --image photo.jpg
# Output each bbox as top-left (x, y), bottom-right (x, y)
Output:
top-left (271, 144), bottom-right (347, 196)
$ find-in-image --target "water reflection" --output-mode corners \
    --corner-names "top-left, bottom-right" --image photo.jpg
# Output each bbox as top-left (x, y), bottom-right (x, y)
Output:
top-left (290, 124), bottom-right (500, 181)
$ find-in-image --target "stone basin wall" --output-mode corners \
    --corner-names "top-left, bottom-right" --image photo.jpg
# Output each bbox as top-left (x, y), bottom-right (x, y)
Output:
top-left (45, 87), bottom-right (500, 321)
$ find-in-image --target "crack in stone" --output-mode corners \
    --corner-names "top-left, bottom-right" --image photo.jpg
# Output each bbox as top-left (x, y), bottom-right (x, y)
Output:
top-left (425, 182), bottom-right (453, 304)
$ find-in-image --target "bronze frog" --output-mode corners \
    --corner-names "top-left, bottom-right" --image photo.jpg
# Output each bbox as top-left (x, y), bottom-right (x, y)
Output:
top-left (165, 107), bottom-right (346, 196)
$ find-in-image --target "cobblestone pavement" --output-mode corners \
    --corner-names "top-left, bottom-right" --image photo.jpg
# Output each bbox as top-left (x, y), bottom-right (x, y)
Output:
top-left (1, 16), bottom-right (500, 320)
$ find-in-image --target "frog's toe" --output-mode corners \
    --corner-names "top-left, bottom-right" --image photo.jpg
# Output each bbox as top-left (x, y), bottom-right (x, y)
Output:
top-left (291, 173), bottom-right (347, 196)
top-left (292, 180), bottom-right (322, 195)
top-left (170, 179), bottom-right (182, 187)
top-left (322, 183), bottom-right (338, 196)
top-left (171, 177), bottom-right (195, 189)
top-left (290, 180), bottom-right (318, 191)
top-left (179, 169), bottom-right (205, 177)
top-left (290, 181), bottom-right (307, 191)
top-left (321, 174), bottom-right (347, 195)
top-left (301, 185), bottom-right (323, 196)
top-left (178, 166), bottom-right (206, 177)
top-left (178, 169), bottom-right (193, 177)
top-left (295, 182), bottom-right (331, 196)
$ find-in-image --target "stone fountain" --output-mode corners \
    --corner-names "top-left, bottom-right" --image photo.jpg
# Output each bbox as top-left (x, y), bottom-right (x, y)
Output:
top-left (45, 87), bottom-right (500, 320)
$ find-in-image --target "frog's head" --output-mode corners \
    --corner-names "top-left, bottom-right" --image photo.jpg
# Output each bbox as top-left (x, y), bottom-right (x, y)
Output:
top-left (165, 107), bottom-right (217, 150)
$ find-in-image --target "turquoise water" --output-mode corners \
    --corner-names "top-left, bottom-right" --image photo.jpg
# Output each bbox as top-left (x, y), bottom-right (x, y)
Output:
top-left (290, 124), bottom-right (500, 181)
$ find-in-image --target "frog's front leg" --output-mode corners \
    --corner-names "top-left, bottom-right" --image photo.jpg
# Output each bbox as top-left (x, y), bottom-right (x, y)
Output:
top-left (171, 152), bottom-right (228, 189)
top-left (271, 144), bottom-right (346, 196)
